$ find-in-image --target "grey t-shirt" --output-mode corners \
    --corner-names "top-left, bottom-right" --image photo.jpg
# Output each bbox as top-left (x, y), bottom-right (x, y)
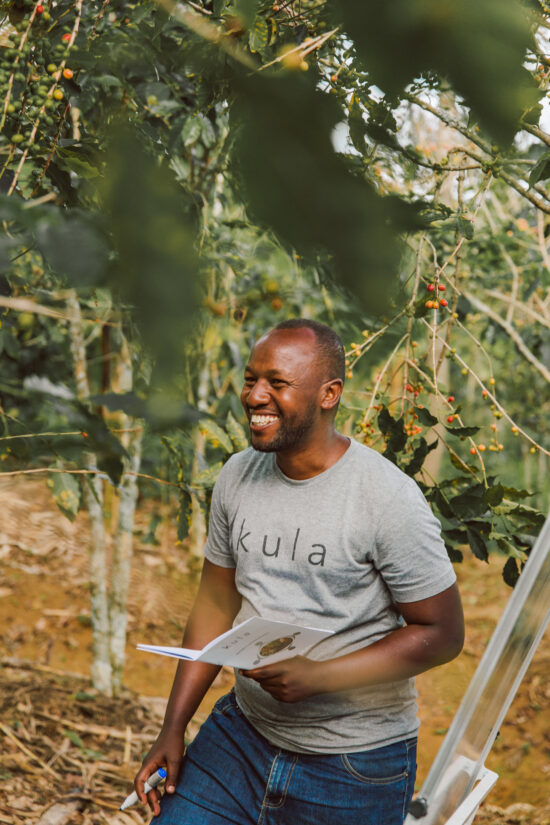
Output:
top-left (204, 438), bottom-right (456, 753)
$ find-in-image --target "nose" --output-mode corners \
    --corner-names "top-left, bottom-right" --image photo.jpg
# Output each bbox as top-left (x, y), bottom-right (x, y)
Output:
top-left (244, 379), bottom-right (271, 408)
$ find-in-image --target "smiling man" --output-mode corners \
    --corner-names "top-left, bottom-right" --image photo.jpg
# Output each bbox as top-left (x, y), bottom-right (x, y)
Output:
top-left (134, 319), bottom-right (464, 825)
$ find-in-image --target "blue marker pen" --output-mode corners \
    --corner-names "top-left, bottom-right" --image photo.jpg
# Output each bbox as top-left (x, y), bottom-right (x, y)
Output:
top-left (120, 767), bottom-right (167, 811)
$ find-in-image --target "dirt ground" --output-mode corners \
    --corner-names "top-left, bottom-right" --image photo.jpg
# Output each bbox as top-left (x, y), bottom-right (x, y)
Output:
top-left (0, 477), bottom-right (549, 825)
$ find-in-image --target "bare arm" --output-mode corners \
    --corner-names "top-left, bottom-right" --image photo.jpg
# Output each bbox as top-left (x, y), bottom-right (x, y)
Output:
top-left (243, 583), bottom-right (464, 701)
top-left (135, 560), bottom-right (240, 814)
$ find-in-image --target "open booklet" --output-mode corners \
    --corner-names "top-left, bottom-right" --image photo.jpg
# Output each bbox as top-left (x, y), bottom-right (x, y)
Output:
top-left (137, 616), bottom-right (334, 670)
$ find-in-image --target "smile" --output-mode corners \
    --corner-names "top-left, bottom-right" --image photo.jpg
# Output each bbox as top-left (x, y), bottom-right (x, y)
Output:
top-left (250, 414), bottom-right (278, 429)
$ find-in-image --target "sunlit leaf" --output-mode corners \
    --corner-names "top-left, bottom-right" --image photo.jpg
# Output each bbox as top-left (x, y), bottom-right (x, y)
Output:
top-left (48, 471), bottom-right (81, 521)
top-left (226, 411), bottom-right (249, 451)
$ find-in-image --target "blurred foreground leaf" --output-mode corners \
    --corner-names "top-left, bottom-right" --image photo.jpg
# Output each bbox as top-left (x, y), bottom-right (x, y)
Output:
top-left (101, 125), bottom-right (201, 382)
top-left (91, 391), bottom-right (202, 430)
top-left (35, 215), bottom-right (109, 287)
top-left (230, 73), bottom-right (425, 314)
top-left (335, 0), bottom-right (537, 143)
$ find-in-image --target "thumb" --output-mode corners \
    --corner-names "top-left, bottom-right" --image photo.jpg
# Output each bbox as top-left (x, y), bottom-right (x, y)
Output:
top-left (165, 758), bottom-right (181, 793)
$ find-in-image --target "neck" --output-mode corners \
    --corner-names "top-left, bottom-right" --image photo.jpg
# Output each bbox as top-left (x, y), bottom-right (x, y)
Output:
top-left (275, 431), bottom-right (350, 480)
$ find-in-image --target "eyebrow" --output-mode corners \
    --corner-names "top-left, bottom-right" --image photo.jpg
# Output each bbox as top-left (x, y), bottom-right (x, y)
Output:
top-left (244, 367), bottom-right (287, 379)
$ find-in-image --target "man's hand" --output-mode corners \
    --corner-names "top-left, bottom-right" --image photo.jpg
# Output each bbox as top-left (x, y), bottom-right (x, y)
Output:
top-left (241, 656), bottom-right (325, 702)
top-left (134, 727), bottom-right (186, 816)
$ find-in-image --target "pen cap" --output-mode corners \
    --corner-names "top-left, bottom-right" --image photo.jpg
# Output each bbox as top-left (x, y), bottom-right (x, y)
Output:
top-left (158, 768), bottom-right (167, 779)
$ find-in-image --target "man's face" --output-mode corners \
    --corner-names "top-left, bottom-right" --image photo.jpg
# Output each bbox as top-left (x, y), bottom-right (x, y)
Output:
top-left (240, 328), bottom-right (325, 453)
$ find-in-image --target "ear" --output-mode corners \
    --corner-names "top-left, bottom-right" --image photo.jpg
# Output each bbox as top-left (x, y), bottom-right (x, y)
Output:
top-left (320, 379), bottom-right (343, 411)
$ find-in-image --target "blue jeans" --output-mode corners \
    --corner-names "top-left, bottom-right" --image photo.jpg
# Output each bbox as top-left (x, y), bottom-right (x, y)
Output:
top-left (156, 691), bottom-right (417, 825)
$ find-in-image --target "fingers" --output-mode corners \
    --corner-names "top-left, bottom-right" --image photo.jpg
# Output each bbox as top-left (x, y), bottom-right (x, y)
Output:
top-left (135, 763), bottom-right (158, 805)
top-left (165, 757), bottom-right (182, 794)
top-left (147, 787), bottom-right (162, 817)
top-left (134, 764), bottom-right (169, 818)
top-left (242, 664), bottom-right (277, 679)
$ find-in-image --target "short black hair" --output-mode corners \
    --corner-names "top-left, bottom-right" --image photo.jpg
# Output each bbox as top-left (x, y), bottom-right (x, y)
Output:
top-left (272, 319), bottom-right (345, 383)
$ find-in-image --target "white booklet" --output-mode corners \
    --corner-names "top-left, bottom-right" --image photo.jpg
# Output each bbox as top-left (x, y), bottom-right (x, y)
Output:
top-left (137, 616), bottom-right (333, 669)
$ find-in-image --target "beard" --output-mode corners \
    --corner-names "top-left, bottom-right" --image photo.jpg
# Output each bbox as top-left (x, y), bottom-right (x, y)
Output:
top-left (249, 401), bottom-right (318, 453)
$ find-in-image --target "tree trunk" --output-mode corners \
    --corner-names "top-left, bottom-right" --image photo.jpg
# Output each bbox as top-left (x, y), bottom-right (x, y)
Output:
top-left (188, 358), bottom-right (210, 560)
top-left (107, 329), bottom-right (143, 695)
top-left (66, 291), bottom-right (112, 695)
top-left (109, 424), bottom-right (142, 695)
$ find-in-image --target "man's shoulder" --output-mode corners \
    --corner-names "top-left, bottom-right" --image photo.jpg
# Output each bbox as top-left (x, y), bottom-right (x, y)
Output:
top-left (218, 447), bottom-right (272, 483)
top-left (347, 438), bottom-right (413, 492)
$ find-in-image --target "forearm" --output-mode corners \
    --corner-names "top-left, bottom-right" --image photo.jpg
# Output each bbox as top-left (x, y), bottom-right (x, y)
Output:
top-left (318, 620), bottom-right (463, 694)
top-left (161, 561), bottom-right (241, 730)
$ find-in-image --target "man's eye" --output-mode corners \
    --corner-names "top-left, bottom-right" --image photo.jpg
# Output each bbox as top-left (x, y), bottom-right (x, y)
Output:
top-left (271, 380), bottom-right (285, 387)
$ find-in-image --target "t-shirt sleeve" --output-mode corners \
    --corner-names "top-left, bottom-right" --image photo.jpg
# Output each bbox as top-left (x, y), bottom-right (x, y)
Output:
top-left (203, 459), bottom-right (236, 569)
top-left (372, 477), bottom-right (456, 603)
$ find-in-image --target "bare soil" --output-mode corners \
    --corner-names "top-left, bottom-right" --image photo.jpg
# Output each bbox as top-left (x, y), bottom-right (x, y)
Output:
top-left (0, 477), bottom-right (549, 825)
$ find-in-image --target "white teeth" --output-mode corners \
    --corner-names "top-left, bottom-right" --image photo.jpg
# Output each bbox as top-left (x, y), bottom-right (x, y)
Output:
top-left (251, 414), bottom-right (277, 427)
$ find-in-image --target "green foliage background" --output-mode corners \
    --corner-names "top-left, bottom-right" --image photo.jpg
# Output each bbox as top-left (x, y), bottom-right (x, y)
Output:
top-left (1, 0), bottom-right (549, 600)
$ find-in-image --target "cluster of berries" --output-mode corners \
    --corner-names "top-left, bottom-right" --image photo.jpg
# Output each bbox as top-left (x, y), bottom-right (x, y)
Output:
top-left (425, 282), bottom-right (448, 309)
top-left (0, 0), bottom-right (76, 186)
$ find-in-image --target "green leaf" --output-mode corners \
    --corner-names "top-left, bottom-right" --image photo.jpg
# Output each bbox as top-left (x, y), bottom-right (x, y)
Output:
top-left (529, 151), bottom-right (550, 188)
top-left (181, 116), bottom-right (202, 147)
top-left (466, 525), bottom-right (489, 562)
top-left (446, 546), bottom-right (464, 563)
top-left (484, 483), bottom-right (505, 507)
top-left (378, 407), bottom-right (407, 453)
top-left (143, 512), bottom-right (162, 546)
top-left (234, 0), bottom-right (258, 28)
top-left (200, 419), bottom-right (233, 453)
top-left (431, 488), bottom-right (455, 520)
top-left (97, 454), bottom-right (124, 486)
top-left (502, 556), bottom-right (520, 588)
top-left (176, 489), bottom-right (192, 542)
top-left (444, 425), bottom-right (480, 437)
top-left (199, 115), bottom-right (217, 149)
top-left (348, 95), bottom-right (367, 153)
top-left (249, 16), bottom-right (268, 53)
top-left (226, 411), bottom-right (248, 451)
top-left (506, 504), bottom-right (545, 529)
top-left (193, 461), bottom-right (223, 488)
top-left (48, 471), bottom-right (81, 521)
top-left (500, 486), bottom-right (533, 501)
top-left (449, 485), bottom-right (487, 518)
top-left (521, 102), bottom-right (543, 127)
top-left (443, 527), bottom-right (468, 543)
top-left (55, 148), bottom-right (102, 181)
top-left (73, 691), bottom-right (95, 701)
top-left (63, 729), bottom-right (84, 748)
top-left (404, 437), bottom-right (437, 476)
top-left (449, 452), bottom-right (475, 474)
top-left (82, 747), bottom-right (106, 761)
top-left (414, 406), bottom-right (437, 426)
top-left (495, 536), bottom-right (524, 559)
top-left (456, 216), bottom-right (474, 240)
top-left (491, 500), bottom-right (516, 516)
